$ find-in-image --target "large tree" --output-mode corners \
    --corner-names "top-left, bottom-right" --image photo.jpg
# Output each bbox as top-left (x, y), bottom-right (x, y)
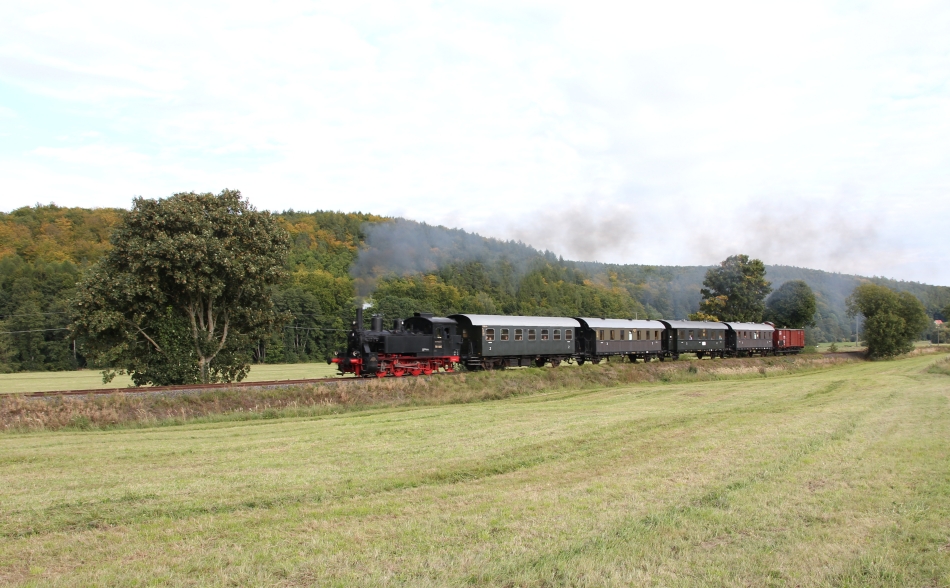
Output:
top-left (698, 254), bottom-right (771, 322)
top-left (846, 283), bottom-right (929, 358)
top-left (71, 190), bottom-right (289, 385)
top-left (764, 280), bottom-right (817, 328)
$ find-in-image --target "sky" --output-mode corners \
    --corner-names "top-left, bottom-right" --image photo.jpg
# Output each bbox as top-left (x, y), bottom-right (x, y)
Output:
top-left (2, 0), bottom-right (949, 285)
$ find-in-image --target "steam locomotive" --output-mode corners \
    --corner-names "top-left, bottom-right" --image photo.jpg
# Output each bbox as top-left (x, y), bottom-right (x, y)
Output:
top-left (331, 308), bottom-right (806, 377)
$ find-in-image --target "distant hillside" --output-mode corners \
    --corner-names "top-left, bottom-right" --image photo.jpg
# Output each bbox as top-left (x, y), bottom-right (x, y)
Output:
top-left (355, 217), bottom-right (950, 343)
top-left (2, 204), bottom-right (948, 373)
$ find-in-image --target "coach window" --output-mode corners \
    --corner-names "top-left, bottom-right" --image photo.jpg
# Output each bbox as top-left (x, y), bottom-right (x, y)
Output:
top-left (486, 328), bottom-right (495, 342)
top-left (515, 329), bottom-right (523, 341)
top-left (599, 330), bottom-right (605, 340)
top-left (554, 329), bottom-right (561, 340)
top-left (565, 329), bottom-right (573, 341)
top-left (541, 329), bottom-right (549, 340)
top-left (500, 328), bottom-right (509, 341)
top-left (688, 330), bottom-right (694, 340)
top-left (609, 330), bottom-right (615, 340)
top-left (528, 329), bottom-right (536, 341)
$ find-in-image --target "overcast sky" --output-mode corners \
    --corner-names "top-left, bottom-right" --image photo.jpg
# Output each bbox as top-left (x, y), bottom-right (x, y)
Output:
top-left (2, 0), bottom-right (949, 284)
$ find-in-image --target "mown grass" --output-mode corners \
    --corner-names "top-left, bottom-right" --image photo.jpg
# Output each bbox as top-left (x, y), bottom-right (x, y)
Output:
top-left (1, 353), bottom-right (949, 587)
top-left (0, 362), bottom-right (342, 394)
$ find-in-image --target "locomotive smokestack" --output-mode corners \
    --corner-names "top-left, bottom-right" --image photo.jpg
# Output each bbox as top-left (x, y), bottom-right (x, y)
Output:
top-left (355, 307), bottom-right (363, 330)
top-left (393, 318), bottom-right (403, 331)
top-left (371, 314), bottom-right (383, 332)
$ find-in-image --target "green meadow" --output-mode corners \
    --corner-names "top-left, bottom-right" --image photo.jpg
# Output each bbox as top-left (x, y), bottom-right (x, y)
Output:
top-left (1, 354), bottom-right (949, 586)
top-left (0, 363), bottom-right (342, 394)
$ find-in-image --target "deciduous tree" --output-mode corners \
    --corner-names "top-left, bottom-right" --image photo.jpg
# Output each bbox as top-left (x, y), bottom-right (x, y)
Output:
top-left (764, 280), bottom-right (817, 328)
top-left (846, 283), bottom-right (928, 358)
top-left (698, 254), bottom-right (771, 322)
top-left (71, 190), bottom-right (289, 385)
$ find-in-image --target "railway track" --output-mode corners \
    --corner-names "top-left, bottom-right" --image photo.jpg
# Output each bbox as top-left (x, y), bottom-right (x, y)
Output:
top-left (13, 371), bottom-right (463, 399)
top-left (14, 376), bottom-right (361, 399)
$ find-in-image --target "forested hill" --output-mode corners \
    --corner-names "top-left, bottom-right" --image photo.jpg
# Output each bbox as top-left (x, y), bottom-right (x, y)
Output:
top-left (2, 204), bottom-right (948, 373)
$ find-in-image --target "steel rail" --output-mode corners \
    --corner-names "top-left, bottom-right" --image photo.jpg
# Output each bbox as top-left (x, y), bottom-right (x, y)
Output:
top-left (12, 374), bottom-right (461, 399)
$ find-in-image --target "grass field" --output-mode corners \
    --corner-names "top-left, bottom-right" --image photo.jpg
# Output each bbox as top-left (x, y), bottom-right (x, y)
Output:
top-left (1, 354), bottom-right (949, 586)
top-left (0, 362), bottom-right (342, 394)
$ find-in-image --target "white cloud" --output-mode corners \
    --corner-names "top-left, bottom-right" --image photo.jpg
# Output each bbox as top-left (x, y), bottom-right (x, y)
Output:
top-left (0, 0), bottom-right (948, 284)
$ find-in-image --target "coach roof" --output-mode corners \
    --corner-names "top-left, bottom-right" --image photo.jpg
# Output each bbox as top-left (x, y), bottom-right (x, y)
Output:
top-left (721, 322), bottom-right (776, 331)
top-left (660, 320), bottom-right (729, 330)
top-left (575, 318), bottom-right (666, 329)
top-left (449, 314), bottom-right (581, 328)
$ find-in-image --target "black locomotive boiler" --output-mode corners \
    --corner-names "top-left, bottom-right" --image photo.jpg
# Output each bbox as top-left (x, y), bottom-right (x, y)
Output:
top-left (331, 308), bottom-right (461, 377)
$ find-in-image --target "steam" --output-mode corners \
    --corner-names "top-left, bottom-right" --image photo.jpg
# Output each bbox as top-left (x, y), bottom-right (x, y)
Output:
top-left (351, 218), bottom-right (546, 298)
top-left (505, 203), bottom-right (641, 263)
top-left (689, 202), bottom-right (892, 276)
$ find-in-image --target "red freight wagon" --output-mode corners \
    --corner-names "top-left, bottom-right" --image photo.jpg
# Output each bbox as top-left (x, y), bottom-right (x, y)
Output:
top-left (769, 325), bottom-right (805, 354)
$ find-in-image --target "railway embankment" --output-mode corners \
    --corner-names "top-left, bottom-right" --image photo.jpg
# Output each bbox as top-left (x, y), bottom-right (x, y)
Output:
top-left (0, 352), bottom-right (896, 432)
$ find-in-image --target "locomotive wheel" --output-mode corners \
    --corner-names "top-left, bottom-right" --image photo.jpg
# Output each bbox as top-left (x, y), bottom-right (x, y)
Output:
top-left (393, 368), bottom-right (406, 377)
top-left (423, 367), bottom-right (433, 375)
top-left (376, 371), bottom-right (386, 378)
top-left (410, 369), bottom-right (422, 376)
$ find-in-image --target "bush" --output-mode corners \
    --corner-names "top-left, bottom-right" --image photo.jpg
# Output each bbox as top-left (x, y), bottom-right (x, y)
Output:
top-left (847, 284), bottom-right (929, 359)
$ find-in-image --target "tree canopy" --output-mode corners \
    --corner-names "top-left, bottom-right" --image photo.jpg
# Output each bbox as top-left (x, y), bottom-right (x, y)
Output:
top-left (846, 283), bottom-right (929, 358)
top-left (698, 255), bottom-right (771, 322)
top-left (764, 280), bottom-right (817, 328)
top-left (71, 190), bottom-right (289, 384)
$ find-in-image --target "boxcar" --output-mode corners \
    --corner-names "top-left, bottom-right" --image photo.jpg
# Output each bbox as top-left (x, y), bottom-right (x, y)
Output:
top-left (770, 325), bottom-right (805, 354)
top-left (574, 318), bottom-right (666, 363)
top-left (658, 320), bottom-right (728, 359)
top-left (449, 314), bottom-right (580, 369)
top-left (722, 322), bottom-right (775, 356)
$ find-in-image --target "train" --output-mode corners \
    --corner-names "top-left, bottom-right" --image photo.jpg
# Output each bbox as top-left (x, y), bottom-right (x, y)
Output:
top-left (331, 308), bottom-right (806, 377)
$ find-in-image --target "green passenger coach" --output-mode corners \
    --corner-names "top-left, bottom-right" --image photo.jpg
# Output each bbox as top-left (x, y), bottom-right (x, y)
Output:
top-left (574, 318), bottom-right (667, 363)
top-left (449, 314), bottom-right (580, 370)
top-left (658, 320), bottom-right (729, 359)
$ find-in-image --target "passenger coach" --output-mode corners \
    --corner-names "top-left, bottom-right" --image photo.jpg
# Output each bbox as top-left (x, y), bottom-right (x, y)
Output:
top-left (722, 322), bottom-right (775, 356)
top-left (449, 314), bottom-right (580, 369)
top-left (658, 320), bottom-right (728, 359)
top-left (574, 318), bottom-right (666, 363)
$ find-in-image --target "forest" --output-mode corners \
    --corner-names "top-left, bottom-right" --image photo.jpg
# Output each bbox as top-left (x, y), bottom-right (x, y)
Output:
top-left (2, 203), bottom-right (948, 373)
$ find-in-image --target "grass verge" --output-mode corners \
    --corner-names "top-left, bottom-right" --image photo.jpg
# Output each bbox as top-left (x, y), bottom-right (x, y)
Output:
top-left (1, 353), bottom-right (855, 432)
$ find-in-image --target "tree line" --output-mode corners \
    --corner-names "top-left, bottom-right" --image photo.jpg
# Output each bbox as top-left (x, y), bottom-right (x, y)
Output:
top-left (0, 192), bottom-right (944, 380)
